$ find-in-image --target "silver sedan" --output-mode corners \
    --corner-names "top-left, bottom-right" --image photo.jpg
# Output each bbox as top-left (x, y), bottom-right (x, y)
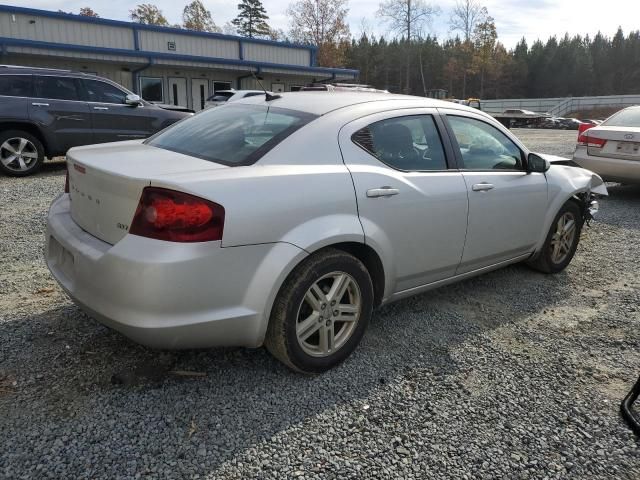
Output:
top-left (573, 105), bottom-right (640, 183)
top-left (46, 92), bottom-right (607, 373)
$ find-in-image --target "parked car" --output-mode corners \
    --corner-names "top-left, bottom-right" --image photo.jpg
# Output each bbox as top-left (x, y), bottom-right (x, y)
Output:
top-left (0, 65), bottom-right (191, 176)
top-left (204, 90), bottom-right (269, 108)
top-left (573, 105), bottom-right (640, 183)
top-left (556, 117), bottom-right (586, 130)
top-left (46, 92), bottom-right (606, 373)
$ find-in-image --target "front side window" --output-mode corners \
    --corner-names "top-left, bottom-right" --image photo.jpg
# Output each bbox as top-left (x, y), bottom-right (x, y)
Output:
top-left (147, 104), bottom-right (317, 166)
top-left (0, 75), bottom-right (32, 97)
top-left (140, 77), bottom-right (164, 103)
top-left (83, 79), bottom-right (127, 104)
top-left (33, 76), bottom-right (79, 101)
top-left (448, 116), bottom-right (524, 170)
top-left (352, 115), bottom-right (448, 171)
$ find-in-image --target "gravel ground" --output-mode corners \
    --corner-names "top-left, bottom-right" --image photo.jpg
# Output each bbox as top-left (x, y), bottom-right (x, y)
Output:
top-left (1, 130), bottom-right (640, 479)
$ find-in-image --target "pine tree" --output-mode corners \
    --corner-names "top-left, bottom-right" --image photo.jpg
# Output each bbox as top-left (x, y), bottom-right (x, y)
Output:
top-left (232, 0), bottom-right (271, 38)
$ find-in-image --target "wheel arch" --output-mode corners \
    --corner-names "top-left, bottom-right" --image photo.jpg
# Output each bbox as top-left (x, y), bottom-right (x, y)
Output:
top-left (0, 122), bottom-right (49, 156)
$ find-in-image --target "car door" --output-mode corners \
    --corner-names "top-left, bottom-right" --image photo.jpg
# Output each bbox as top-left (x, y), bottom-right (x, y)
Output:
top-left (29, 75), bottom-right (92, 155)
top-left (339, 109), bottom-right (469, 293)
top-left (81, 78), bottom-right (155, 144)
top-left (441, 110), bottom-right (548, 274)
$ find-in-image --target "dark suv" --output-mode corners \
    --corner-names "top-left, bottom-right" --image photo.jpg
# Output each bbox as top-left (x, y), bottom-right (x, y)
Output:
top-left (0, 66), bottom-right (191, 176)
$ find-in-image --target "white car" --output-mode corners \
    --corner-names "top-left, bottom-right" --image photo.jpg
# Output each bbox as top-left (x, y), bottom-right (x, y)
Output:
top-left (204, 89), bottom-right (270, 108)
top-left (573, 106), bottom-right (640, 183)
top-left (46, 92), bottom-right (606, 373)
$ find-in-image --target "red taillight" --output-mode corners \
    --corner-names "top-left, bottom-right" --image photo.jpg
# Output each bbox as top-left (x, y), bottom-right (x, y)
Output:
top-left (577, 129), bottom-right (606, 149)
top-left (64, 169), bottom-right (69, 193)
top-left (578, 123), bottom-right (593, 135)
top-left (129, 187), bottom-right (225, 243)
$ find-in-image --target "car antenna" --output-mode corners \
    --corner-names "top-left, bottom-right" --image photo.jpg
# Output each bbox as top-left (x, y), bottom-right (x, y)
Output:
top-left (250, 69), bottom-right (281, 101)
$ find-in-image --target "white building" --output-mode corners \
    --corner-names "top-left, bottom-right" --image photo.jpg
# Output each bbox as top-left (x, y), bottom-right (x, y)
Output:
top-left (0, 5), bottom-right (359, 111)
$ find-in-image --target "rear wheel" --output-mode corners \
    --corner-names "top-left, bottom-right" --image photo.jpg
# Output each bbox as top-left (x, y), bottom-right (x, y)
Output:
top-left (265, 249), bottom-right (373, 374)
top-left (0, 130), bottom-right (45, 176)
top-left (528, 201), bottom-right (583, 274)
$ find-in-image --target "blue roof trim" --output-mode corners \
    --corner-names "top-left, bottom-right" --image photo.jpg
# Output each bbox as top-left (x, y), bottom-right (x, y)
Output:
top-left (0, 37), bottom-right (359, 76)
top-left (0, 4), bottom-right (318, 53)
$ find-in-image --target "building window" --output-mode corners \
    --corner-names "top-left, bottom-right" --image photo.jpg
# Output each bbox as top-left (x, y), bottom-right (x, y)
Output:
top-left (290, 85), bottom-right (303, 92)
top-left (140, 77), bottom-right (164, 103)
top-left (213, 81), bottom-right (232, 92)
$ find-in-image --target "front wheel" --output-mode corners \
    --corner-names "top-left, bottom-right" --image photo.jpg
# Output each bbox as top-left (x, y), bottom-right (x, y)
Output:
top-left (265, 249), bottom-right (374, 374)
top-left (527, 200), bottom-right (583, 274)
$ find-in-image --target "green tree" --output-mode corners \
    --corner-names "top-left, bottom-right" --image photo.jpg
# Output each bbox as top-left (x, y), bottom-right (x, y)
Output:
top-left (182, 0), bottom-right (221, 32)
top-left (130, 4), bottom-right (169, 25)
top-left (232, 0), bottom-right (271, 38)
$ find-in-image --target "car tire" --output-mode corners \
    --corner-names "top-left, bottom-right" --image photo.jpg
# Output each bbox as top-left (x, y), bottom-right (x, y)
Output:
top-left (0, 130), bottom-right (45, 177)
top-left (527, 200), bottom-right (583, 274)
top-left (265, 248), bottom-right (374, 374)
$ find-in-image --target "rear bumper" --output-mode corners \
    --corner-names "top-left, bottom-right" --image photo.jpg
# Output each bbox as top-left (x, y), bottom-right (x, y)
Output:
top-left (45, 194), bottom-right (306, 349)
top-left (573, 147), bottom-right (640, 183)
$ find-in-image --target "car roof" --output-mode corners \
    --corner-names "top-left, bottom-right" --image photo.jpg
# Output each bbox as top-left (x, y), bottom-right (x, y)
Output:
top-left (0, 65), bottom-right (98, 78)
top-left (234, 91), bottom-right (480, 117)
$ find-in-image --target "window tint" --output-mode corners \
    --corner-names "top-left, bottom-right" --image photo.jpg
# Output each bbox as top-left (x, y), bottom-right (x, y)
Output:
top-left (34, 76), bottom-right (79, 101)
top-left (352, 115), bottom-right (447, 171)
top-left (603, 108), bottom-right (640, 127)
top-left (140, 77), bottom-right (163, 103)
top-left (83, 79), bottom-right (127, 104)
top-left (448, 116), bottom-right (524, 170)
top-left (0, 75), bottom-right (32, 97)
top-left (207, 93), bottom-right (233, 102)
top-left (147, 104), bottom-right (316, 166)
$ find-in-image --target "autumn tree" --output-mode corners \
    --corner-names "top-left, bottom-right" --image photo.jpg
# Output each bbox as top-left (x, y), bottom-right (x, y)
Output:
top-left (79, 7), bottom-right (99, 17)
top-left (130, 4), bottom-right (169, 25)
top-left (183, 0), bottom-right (221, 32)
top-left (233, 0), bottom-right (271, 38)
top-left (376, 0), bottom-right (440, 93)
top-left (287, 0), bottom-right (351, 67)
top-left (472, 14), bottom-right (497, 97)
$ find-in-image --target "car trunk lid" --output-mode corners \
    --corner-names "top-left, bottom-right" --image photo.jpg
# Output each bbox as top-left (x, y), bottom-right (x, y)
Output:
top-left (67, 140), bottom-right (227, 245)
top-left (585, 126), bottom-right (640, 159)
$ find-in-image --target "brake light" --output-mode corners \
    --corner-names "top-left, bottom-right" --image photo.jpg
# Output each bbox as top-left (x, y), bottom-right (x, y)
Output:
top-left (577, 131), bottom-right (606, 149)
top-left (64, 169), bottom-right (69, 193)
top-left (578, 123), bottom-right (593, 135)
top-left (129, 187), bottom-right (225, 242)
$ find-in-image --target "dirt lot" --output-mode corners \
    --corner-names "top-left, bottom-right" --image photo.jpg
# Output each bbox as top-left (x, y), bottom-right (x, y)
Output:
top-left (1, 129), bottom-right (640, 479)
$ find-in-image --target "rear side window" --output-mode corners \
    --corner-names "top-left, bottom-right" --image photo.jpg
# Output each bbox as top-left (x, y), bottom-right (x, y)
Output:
top-left (34, 76), bottom-right (80, 101)
top-left (603, 108), bottom-right (640, 127)
top-left (147, 104), bottom-right (317, 166)
top-left (352, 115), bottom-right (448, 171)
top-left (0, 75), bottom-right (32, 97)
top-left (83, 79), bottom-right (127, 104)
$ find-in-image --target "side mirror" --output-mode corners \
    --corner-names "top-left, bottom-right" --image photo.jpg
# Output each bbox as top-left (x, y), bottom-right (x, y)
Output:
top-left (527, 153), bottom-right (550, 173)
top-left (125, 94), bottom-right (142, 106)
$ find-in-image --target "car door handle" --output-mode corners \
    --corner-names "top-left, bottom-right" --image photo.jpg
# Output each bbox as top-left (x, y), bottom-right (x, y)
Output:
top-left (366, 187), bottom-right (400, 198)
top-left (32, 102), bottom-right (49, 107)
top-left (93, 106), bottom-right (109, 110)
top-left (472, 183), bottom-right (495, 192)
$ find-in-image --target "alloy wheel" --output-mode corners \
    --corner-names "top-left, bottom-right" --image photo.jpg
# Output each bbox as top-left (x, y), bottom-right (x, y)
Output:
top-left (0, 137), bottom-right (39, 173)
top-left (296, 271), bottom-right (362, 357)
top-left (550, 211), bottom-right (577, 264)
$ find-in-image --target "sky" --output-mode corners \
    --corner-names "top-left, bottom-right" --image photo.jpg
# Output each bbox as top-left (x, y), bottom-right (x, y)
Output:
top-left (10, 0), bottom-right (640, 49)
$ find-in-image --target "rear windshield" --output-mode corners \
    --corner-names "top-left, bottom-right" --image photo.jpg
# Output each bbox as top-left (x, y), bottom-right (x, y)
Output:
top-left (207, 92), bottom-right (234, 102)
top-left (147, 104), bottom-right (317, 166)
top-left (603, 108), bottom-right (640, 127)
